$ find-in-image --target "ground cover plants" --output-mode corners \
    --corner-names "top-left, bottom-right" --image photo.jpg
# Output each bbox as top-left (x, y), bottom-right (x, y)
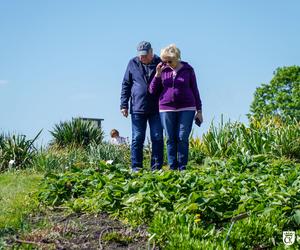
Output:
top-left (1, 116), bottom-right (299, 249)
top-left (34, 117), bottom-right (300, 249)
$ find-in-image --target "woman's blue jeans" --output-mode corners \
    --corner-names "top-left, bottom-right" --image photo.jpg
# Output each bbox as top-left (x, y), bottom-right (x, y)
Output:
top-left (160, 111), bottom-right (195, 170)
top-left (131, 113), bottom-right (164, 171)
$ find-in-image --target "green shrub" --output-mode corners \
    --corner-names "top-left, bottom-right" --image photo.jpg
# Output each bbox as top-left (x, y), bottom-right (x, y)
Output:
top-left (0, 131), bottom-right (41, 172)
top-left (50, 118), bottom-right (104, 149)
top-left (199, 116), bottom-right (300, 160)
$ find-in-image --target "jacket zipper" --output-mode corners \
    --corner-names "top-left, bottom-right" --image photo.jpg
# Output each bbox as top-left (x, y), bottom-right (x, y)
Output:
top-left (172, 72), bottom-right (175, 102)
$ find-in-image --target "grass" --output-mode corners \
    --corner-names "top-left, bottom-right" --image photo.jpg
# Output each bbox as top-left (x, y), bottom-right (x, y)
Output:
top-left (102, 231), bottom-right (133, 244)
top-left (0, 170), bottom-right (42, 237)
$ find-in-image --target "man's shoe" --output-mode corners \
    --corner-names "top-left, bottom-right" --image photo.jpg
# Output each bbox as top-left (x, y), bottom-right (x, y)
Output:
top-left (131, 167), bottom-right (140, 173)
top-left (179, 165), bottom-right (186, 171)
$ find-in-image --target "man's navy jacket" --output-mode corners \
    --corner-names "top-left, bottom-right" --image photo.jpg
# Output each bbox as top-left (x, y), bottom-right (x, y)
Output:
top-left (120, 55), bottom-right (161, 114)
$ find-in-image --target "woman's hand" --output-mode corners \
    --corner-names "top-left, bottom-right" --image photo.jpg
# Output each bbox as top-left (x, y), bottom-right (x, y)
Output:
top-left (155, 62), bottom-right (165, 77)
top-left (195, 110), bottom-right (203, 124)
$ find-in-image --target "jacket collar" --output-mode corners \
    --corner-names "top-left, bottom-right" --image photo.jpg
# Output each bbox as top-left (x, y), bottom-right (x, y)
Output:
top-left (134, 55), bottom-right (161, 83)
top-left (163, 61), bottom-right (192, 74)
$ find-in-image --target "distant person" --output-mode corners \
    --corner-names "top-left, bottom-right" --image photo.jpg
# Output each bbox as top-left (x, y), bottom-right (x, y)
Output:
top-left (149, 44), bottom-right (203, 171)
top-left (120, 41), bottom-right (164, 172)
top-left (110, 129), bottom-right (127, 145)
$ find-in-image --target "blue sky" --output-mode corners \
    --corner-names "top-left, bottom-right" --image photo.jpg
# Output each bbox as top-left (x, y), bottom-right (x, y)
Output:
top-left (1, 0), bottom-right (299, 145)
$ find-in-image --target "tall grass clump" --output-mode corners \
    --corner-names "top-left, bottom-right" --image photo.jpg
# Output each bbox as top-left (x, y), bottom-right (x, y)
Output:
top-left (87, 142), bottom-right (130, 165)
top-left (199, 116), bottom-right (300, 161)
top-left (33, 142), bottom-right (130, 172)
top-left (50, 118), bottom-right (104, 149)
top-left (33, 146), bottom-right (89, 172)
top-left (0, 131), bottom-right (41, 172)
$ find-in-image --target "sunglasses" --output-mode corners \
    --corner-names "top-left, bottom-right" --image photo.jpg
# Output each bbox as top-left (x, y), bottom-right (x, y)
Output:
top-left (163, 60), bottom-right (173, 64)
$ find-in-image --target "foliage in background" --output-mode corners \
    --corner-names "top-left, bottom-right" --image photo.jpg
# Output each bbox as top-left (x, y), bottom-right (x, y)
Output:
top-left (49, 118), bottom-right (104, 149)
top-left (33, 142), bottom-right (130, 172)
top-left (197, 116), bottom-right (300, 161)
top-left (0, 131), bottom-right (41, 172)
top-left (0, 134), bottom-right (4, 147)
top-left (249, 66), bottom-right (300, 121)
top-left (87, 142), bottom-right (130, 165)
top-left (189, 137), bottom-right (206, 165)
top-left (33, 146), bottom-right (89, 173)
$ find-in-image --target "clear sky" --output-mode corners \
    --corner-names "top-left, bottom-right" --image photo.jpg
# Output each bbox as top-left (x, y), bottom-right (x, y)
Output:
top-left (1, 0), bottom-right (299, 145)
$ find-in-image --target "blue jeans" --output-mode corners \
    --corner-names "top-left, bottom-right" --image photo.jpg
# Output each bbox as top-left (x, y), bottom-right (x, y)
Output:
top-left (160, 111), bottom-right (195, 170)
top-left (131, 113), bottom-right (164, 170)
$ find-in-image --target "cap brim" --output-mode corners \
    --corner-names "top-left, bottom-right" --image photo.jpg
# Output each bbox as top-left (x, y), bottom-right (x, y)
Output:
top-left (137, 50), bottom-right (148, 56)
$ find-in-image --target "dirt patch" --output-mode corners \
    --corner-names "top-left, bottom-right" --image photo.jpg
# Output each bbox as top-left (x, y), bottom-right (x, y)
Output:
top-left (5, 210), bottom-right (156, 249)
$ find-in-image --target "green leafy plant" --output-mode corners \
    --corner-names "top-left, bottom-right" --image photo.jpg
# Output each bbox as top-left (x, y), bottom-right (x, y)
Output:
top-left (50, 118), bottom-right (104, 149)
top-left (37, 156), bottom-right (300, 248)
top-left (0, 131), bottom-right (42, 172)
top-left (36, 116), bottom-right (300, 249)
top-left (200, 117), bottom-right (300, 161)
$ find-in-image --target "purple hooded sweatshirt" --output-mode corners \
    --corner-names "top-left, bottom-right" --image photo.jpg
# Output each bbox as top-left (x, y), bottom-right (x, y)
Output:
top-left (149, 61), bottom-right (202, 111)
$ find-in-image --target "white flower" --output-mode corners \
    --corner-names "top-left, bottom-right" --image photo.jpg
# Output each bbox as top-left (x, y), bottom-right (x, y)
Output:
top-left (9, 160), bottom-right (15, 165)
top-left (106, 160), bottom-right (113, 165)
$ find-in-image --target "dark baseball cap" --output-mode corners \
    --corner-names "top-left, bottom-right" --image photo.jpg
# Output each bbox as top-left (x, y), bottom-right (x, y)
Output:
top-left (137, 41), bottom-right (152, 56)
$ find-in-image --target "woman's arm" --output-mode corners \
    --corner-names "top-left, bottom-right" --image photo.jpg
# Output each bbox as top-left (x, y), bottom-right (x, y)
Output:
top-left (149, 76), bottom-right (163, 95)
top-left (149, 62), bottom-right (164, 95)
top-left (190, 69), bottom-right (202, 111)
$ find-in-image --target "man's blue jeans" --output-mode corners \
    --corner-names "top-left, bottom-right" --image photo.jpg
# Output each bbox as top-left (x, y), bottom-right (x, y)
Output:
top-left (131, 113), bottom-right (164, 171)
top-left (160, 111), bottom-right (195, 170)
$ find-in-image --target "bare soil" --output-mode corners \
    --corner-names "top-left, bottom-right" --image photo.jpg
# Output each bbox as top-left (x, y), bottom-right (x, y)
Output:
top-left (5, 210), bottom-right (155, 250)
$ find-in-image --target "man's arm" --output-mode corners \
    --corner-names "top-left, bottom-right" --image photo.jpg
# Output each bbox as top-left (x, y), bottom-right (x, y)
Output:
top-left (120, 61), bottom-right (133, 117)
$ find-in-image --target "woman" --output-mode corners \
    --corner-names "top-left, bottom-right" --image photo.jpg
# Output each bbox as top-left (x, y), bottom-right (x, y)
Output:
top-left (110, 129), bottom-right (127, 145)
top-left (149, 44), bottom-right (203, 170)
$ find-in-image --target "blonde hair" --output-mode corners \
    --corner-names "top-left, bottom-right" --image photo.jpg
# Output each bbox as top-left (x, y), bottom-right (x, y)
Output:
top-left (160, 44), bottom-right (181, 61)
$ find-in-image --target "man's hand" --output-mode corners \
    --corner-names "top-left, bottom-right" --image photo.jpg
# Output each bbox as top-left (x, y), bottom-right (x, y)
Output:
top-left (121, 108), bottom-right (128, 118)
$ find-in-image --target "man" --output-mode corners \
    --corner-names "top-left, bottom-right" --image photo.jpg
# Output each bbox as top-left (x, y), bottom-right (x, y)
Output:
top-left (120, 41), bottom-right (164, 171)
